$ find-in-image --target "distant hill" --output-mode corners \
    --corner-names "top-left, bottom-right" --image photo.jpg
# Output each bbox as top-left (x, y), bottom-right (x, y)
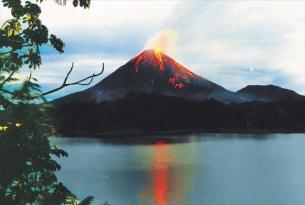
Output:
top-left (237, 85), bottom-right (305, 102)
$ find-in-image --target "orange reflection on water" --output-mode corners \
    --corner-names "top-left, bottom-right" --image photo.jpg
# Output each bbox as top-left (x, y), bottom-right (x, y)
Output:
top-left (139, 138), bottom-right (198, 205)
top-left (153, 140), bottom-right (169, 205)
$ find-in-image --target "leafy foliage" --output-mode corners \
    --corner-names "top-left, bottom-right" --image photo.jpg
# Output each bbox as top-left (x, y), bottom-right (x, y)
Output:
top-left (0, 0), bottom-right (93, 204)
top-left (55, 0), bottom-right (90, 9)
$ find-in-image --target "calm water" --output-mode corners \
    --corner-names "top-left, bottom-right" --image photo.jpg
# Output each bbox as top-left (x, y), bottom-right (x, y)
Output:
top-left (51, 134), bottom-right (305, 205)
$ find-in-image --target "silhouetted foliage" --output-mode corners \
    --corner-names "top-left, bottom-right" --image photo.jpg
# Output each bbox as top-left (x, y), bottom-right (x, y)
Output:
top-left (53, 92), bottom-right (305, 136)
top-left (0, 0), bottom-right (96, 204)
top-left (55, 0), bottom-right (90, 9)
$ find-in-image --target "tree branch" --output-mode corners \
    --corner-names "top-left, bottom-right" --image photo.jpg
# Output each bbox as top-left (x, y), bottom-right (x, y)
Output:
top-left (42, 62), bottom-right (104, 96)
top-left (0, 70), bottom-right (16, 88)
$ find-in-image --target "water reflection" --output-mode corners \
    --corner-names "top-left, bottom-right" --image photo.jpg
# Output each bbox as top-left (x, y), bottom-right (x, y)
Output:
top-left (153, 140), bottom-right (169, 205)
top-left (139, 138), bottom-right (200, 205)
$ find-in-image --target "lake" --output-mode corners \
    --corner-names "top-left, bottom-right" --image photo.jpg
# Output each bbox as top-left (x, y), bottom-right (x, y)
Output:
top-left (51, 133), bottom-right (305, 205)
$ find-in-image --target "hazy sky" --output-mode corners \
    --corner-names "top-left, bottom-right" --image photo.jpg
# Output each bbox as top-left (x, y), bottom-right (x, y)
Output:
top-left (1, 1), bottom-right (305, 98)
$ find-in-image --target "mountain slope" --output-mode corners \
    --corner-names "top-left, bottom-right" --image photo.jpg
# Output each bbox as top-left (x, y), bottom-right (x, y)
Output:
top-left (57, 49), bottom-right (243, 103)
top-left (237, 85), bottom-right (305, 102)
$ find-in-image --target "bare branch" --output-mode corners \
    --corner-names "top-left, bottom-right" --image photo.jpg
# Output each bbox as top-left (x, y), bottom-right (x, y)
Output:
top-left (42, 62), bottom-right (104, 96)
top-left (28, 71), bottom-right (32, 82)
top-left (63, 62), bottom-right (74, 85)
top-left (0, 70), bottom-right (16, 88)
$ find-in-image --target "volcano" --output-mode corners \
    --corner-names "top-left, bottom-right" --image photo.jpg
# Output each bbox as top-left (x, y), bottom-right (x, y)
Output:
top-left (58, 49), bottom-right (243, 103)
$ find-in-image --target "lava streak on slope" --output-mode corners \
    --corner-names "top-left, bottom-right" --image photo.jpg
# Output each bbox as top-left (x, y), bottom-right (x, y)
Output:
top-left (169, 74), bottom-right (185, 89)
top-left (134, 49), bottom-right (165, 72)
top-left (154, 49), bottom-right (165, 71)
top-left (132, 49), bottom-right (199, 89)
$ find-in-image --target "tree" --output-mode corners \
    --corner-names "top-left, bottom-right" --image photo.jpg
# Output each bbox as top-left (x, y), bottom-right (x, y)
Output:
top-left (0, 0), bottom-right (101, 204)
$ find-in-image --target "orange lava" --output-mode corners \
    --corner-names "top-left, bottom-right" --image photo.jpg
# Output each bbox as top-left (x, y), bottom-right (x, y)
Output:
top-left (169, 74), bottom-right (185, 89)
top-left (175, 83), bottom-right (185, 89)
top-left (132, 49), bottom-right (198, 89)
top-left (134, 54), bottom-right (144, 72)
top-left (134, 49), bottom-right (165, 72)
top-left (154, 49), bottom-right (165, 71)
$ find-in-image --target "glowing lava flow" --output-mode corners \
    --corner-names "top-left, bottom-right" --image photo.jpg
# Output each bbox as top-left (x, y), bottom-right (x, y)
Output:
top-left (132, 49), bottom-right (199, 89)
top-left (169, 74), bottom-right (185, 89)
top-left (153, 140), bottom-right (169, 205)
top-left (134, 49), bottom-right (165, 72)
top-left (134, 54), bottom-right (144, 72)
top-left (154, 49), bottom-right (165, 71)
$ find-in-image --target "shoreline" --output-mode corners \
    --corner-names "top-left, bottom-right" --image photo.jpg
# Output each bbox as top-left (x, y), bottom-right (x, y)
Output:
top-left (56, 128), bottom-right (305, 138)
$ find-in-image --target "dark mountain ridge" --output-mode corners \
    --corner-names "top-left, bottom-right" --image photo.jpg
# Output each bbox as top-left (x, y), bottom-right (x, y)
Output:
top-left (52, 92), bottom-right (305, 136)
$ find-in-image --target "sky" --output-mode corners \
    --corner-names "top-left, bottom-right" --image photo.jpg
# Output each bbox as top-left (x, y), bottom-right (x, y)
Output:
top-left (1, 1), bottom-right (305, 99)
